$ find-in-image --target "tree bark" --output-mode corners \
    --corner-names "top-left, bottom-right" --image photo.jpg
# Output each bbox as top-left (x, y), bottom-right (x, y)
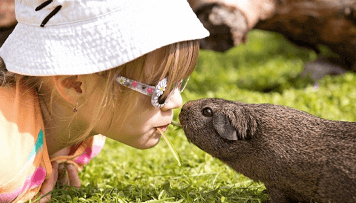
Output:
top-left (256, 0), bottom-right (356, 71)
top-left (189, 0), bottom-right (356, 71)
top-left (188, 0), bottom-right (275, 51)
top-left (0, 0), bottom-right (16, 47)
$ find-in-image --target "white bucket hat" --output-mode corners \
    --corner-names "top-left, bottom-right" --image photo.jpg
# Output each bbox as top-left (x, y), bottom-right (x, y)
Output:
top-left (0, 0), bottom-right (209, 76)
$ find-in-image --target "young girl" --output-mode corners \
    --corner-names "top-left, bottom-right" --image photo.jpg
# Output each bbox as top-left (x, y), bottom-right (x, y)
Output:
top-left (0, 0), bottom-right (209, 202)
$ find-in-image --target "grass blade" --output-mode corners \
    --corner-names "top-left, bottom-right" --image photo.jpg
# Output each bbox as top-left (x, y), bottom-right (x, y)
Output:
top-left (157, 128), bottom-right (181, 166)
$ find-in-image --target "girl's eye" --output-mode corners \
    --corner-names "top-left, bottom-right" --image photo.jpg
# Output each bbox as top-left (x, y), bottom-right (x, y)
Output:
top-left (202, 107), bottom-right (213, 117)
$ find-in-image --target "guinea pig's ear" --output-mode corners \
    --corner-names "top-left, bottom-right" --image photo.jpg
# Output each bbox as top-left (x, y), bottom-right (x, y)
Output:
top-left (232, 107), bottom-right (257, 140)
top-left (212, 113), bottom-right (238, 141)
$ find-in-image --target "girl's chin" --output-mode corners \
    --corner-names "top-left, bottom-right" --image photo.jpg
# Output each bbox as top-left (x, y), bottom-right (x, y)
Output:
top-left (135, 139), bottom-right (161, 149)
top-left (131, 131), bottom-right (162, 149)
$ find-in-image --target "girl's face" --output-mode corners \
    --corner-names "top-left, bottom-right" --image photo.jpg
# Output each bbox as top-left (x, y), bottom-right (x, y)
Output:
top-left (114, 89), bottom-right (181, 149)
top-left (91, 77), bottom-right (183, 149)
top-left (89, 40), bottom-right (199, 149)
top-left (116, 89), bottom-right (181, 149)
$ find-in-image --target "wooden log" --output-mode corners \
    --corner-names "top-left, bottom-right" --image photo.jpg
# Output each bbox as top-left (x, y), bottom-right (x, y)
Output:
top-left (256, 0), bottom-right (356, 71)
top-left (0, 0), bottom-right (16, 28)
top-left (188, 0), bottom-right (275, 51)
top-left (0, 0), bottom-right (16, 47)
top-left (189, 0), bottom-right (356, 71)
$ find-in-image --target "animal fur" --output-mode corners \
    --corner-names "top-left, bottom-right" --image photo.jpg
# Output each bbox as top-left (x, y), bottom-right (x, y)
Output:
top-left (179, 98), bottom-right (356, 203)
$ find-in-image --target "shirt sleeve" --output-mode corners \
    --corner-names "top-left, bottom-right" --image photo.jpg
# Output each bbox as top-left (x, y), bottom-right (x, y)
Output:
top-left (0, 130), bottom-right (52, 203)
top-left (0, 83), bottom-right (52, 203)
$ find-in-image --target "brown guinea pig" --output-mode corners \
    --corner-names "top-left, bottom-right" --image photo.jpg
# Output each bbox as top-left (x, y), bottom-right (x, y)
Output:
top-left (179, 98), bottom-right (356, 203)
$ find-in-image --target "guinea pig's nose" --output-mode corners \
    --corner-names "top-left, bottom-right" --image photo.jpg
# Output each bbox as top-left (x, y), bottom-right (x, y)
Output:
top-left (181, 101), bottom-right (194, 111)
top-left (180, 105), bottom-right (189, 115)
top-left (179, 102), bottom-right (194, 125)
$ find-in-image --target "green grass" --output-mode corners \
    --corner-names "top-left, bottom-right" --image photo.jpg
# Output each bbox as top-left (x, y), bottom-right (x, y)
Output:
top-left (48, 30), bottom-right (356, 202)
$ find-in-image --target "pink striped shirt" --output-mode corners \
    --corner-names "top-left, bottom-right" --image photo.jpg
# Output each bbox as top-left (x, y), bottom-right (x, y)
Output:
top-left (0, 81), bottom-right (105, 202)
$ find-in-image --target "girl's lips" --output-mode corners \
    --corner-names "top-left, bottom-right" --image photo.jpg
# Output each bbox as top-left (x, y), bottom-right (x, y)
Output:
top-left (156, 124), bottom-right (169, 131)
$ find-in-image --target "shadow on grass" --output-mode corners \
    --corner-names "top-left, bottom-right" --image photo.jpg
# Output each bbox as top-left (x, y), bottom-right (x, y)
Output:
top-left (189, 66), bottom-right (315, 96)
top-left (236, 74), bottom-right (315, 94)
top-left (220, 37), bottom-right (315, 70)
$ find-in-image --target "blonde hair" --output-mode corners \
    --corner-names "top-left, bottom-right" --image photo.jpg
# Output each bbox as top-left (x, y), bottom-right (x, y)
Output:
top-left (0, 39), bottom-right (200, 144)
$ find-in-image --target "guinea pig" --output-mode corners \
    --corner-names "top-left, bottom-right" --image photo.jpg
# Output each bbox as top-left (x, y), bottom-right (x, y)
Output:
top-left (179, 98), bottom-right (356, 203)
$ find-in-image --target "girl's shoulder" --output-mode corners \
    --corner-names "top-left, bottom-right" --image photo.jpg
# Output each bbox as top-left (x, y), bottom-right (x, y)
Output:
top-left (0, 83), bottom-right (49, 202)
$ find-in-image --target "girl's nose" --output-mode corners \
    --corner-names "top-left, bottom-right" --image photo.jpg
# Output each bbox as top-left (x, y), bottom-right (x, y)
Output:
top-left (161, 88), bottom-right (182, 111)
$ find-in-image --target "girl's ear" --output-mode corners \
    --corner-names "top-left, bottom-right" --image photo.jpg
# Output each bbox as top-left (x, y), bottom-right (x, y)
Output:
top-left (52, 75), bottom-right (84, 105)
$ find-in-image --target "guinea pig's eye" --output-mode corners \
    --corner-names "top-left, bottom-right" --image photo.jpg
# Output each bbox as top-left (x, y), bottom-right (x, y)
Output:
top-left (202, 107), bottom-right (213, 117)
